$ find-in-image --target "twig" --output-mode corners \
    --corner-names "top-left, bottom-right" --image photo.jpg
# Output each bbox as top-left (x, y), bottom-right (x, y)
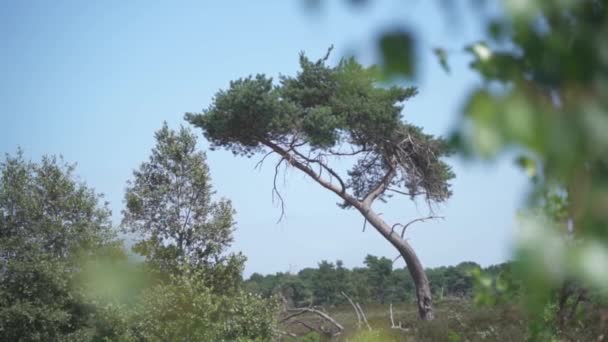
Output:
top-left (272, 158), bottom-right (287, 223)
top-left (254, 150), bottom-right (275, 170)
top-left (401, 215), bottom-right (444, 238)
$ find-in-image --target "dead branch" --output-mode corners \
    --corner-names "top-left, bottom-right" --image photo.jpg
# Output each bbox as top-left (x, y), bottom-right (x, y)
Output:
top-left (280, 307), bottom-right (344, 337)
top-left (355, 303), bottom-right (372, 331)
top-left (291, 319), bottom-right (317, 333)
top-left (362, 218), bottom-right (368, 232)
top-left (386, 188), bottom-right (427, 197)
top-left (341, 292), bottom-right (362, 330)
top-left (254, 150), bottom-right (275, 170)
top-left (389, 303), bottom-right (410, 332)
top-left (272, 157), bottom-right (287, 223)
top-left (401, 215), bottom-right (444, 238)
top-left (262, 139), bottom-right (356, 204)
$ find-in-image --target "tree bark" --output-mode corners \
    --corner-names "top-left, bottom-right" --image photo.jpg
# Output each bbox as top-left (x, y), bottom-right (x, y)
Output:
top-left (356, 204), bottom-right (434, 320)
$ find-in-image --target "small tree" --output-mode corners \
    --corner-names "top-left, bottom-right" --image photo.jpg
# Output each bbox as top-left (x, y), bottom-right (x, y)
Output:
top-left (121, 124), bottom-right (280, 340)
top-left (122, 123), bottom-right (243, 287)
top-left (186, 51), bottom-right (454, 320)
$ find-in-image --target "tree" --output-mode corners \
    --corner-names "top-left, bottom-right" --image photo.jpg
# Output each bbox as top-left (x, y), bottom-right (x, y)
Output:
top-left (0, 150), bottom-right (123, 340)
top-left (186, 51), bottom-right (454, 320)
top-left (364, 255), bottom-right (393, 304)
top-left (122, 123), bottom-right (243, 287)
top-left (312, 260), bottom-right (339, 305)
top-left (121, 124), bottom-right (280, 340)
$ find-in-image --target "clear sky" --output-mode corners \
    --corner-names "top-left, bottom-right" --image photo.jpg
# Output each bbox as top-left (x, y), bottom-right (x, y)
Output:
top-left (0, 0), bottom-right (527, 276)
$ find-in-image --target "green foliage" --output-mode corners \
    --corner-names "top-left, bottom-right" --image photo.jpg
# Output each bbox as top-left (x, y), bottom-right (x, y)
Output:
top-left (364, 255), bottom-right (392, 304)
top-left (127, 266), bottom-right (279, 342)
top-left (117, 124), bottom-right (279, 341)
top-left (186, 52), bottom-right (453, 205)
top-left (245, 255), bottom-right (504, 308)
top-left (122, 123), bottom-right (244, 283)
top-left (0, 150), bottom-right (124, 340)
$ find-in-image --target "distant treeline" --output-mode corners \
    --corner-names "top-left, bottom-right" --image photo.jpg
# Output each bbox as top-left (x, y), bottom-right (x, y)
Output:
top-left (245, 255), bottom-right (511, 307)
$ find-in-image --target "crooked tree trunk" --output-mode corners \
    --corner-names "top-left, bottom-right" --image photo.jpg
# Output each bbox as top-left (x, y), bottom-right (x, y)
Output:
top-left (356, 204), bottom-right (434, 320)
top-left (262, 140), bottom-right (434, 320)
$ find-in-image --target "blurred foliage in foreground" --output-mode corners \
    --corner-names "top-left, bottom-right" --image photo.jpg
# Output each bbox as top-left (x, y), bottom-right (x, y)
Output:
top-left (456, 1), bottom-right (608, 339)
top-left (310, 0), bottom-right (608, 339)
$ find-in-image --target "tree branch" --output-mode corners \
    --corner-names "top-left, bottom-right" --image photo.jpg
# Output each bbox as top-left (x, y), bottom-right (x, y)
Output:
top-left (272, 157), bottom-right (287, 223)
top-left (261, 139), bottom-right (357, 205)
top-left (400, 215), bottom-right (444, 238)
top-left (386, 188), bottom-right (427, 197)
top-left (389, 303), bottom-right (410, 332)
top-left (291, 148), bottom-right (347, 194)
top-left (362, 165), bottom-right (396, 207)
top-left (254, 150), bottom-right (275, 170)
top-left (280, 307), bottom-right (344, 336)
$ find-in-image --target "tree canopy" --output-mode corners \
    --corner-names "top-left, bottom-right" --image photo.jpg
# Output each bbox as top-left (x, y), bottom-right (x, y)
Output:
top-left (186, 52), bottom-right (454, 206)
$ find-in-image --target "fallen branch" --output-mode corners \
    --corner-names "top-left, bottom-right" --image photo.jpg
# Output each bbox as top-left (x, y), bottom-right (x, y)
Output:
top-left (356, 303), bottom-right (372, 331)
top-left (280, 307), bottom-right (344, 337)
top-left (389, 303), bottom-right (410, 332)
top-left (341, 291), bottom-right (362, 329)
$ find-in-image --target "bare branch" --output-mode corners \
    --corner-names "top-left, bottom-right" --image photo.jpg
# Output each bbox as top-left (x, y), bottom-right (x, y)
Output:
top-left (292, 148), bottom-right (347, 194)
top-left (262, 139), bottom-right (357, 205)
top-left (355, 303), bottom-right (372, 331)
top-left (401, 215), bottom-right (444, 238)
top-left (254, 150), bottom-right (275, 170)
top-left (362, 218), bottom-right (368, 232)
top-left (280, 307), bottom-right (344, 336)
top-left (319, 44), bottom-right (334, 63)
top-left (362, 165), bottom-right (397, 207)
top-left (291, 320), bottom-right (317, 333)
top-left (341, 292), bottom-right (372, 331)
top-left (386, 188), bottom-right (427, 197)
top-left (272, 158), bottom-right (287, 223)
top-left (389, 303), bottom-right (410, 332)
top-left (341, 292), bottom-right (362, 329)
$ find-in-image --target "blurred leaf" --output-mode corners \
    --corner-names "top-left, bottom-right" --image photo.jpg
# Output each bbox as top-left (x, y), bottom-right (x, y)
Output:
top-left (378, 30), bottom-right (416, 78)
top-left (516, 155), bottom-right (537, 178)
top-left (433, 47), bottom-right (450, 74)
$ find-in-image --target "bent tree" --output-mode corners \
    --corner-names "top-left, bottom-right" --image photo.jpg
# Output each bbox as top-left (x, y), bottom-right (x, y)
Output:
top-left (186, 51), bottom-right (454, 320)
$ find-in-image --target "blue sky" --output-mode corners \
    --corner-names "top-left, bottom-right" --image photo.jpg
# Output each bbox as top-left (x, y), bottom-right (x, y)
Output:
top-left (0, 0), bottom-right (527, 276)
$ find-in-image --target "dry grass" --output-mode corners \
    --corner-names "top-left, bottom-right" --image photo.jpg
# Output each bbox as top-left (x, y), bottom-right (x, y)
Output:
top-left (279, 299), bottom-right (526, 341)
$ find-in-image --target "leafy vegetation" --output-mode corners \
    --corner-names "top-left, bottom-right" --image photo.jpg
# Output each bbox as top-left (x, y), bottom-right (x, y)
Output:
top-left (0, 125), bottom-right (279, 341)
top-left (245, 256), bottom-right (501, 307)
top-left (3, 0), bottom-right (608, 340)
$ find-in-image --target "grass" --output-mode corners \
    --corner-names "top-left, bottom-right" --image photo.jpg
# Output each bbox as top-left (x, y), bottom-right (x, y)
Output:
top-left (279, 299), bottom-right (527, 341)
